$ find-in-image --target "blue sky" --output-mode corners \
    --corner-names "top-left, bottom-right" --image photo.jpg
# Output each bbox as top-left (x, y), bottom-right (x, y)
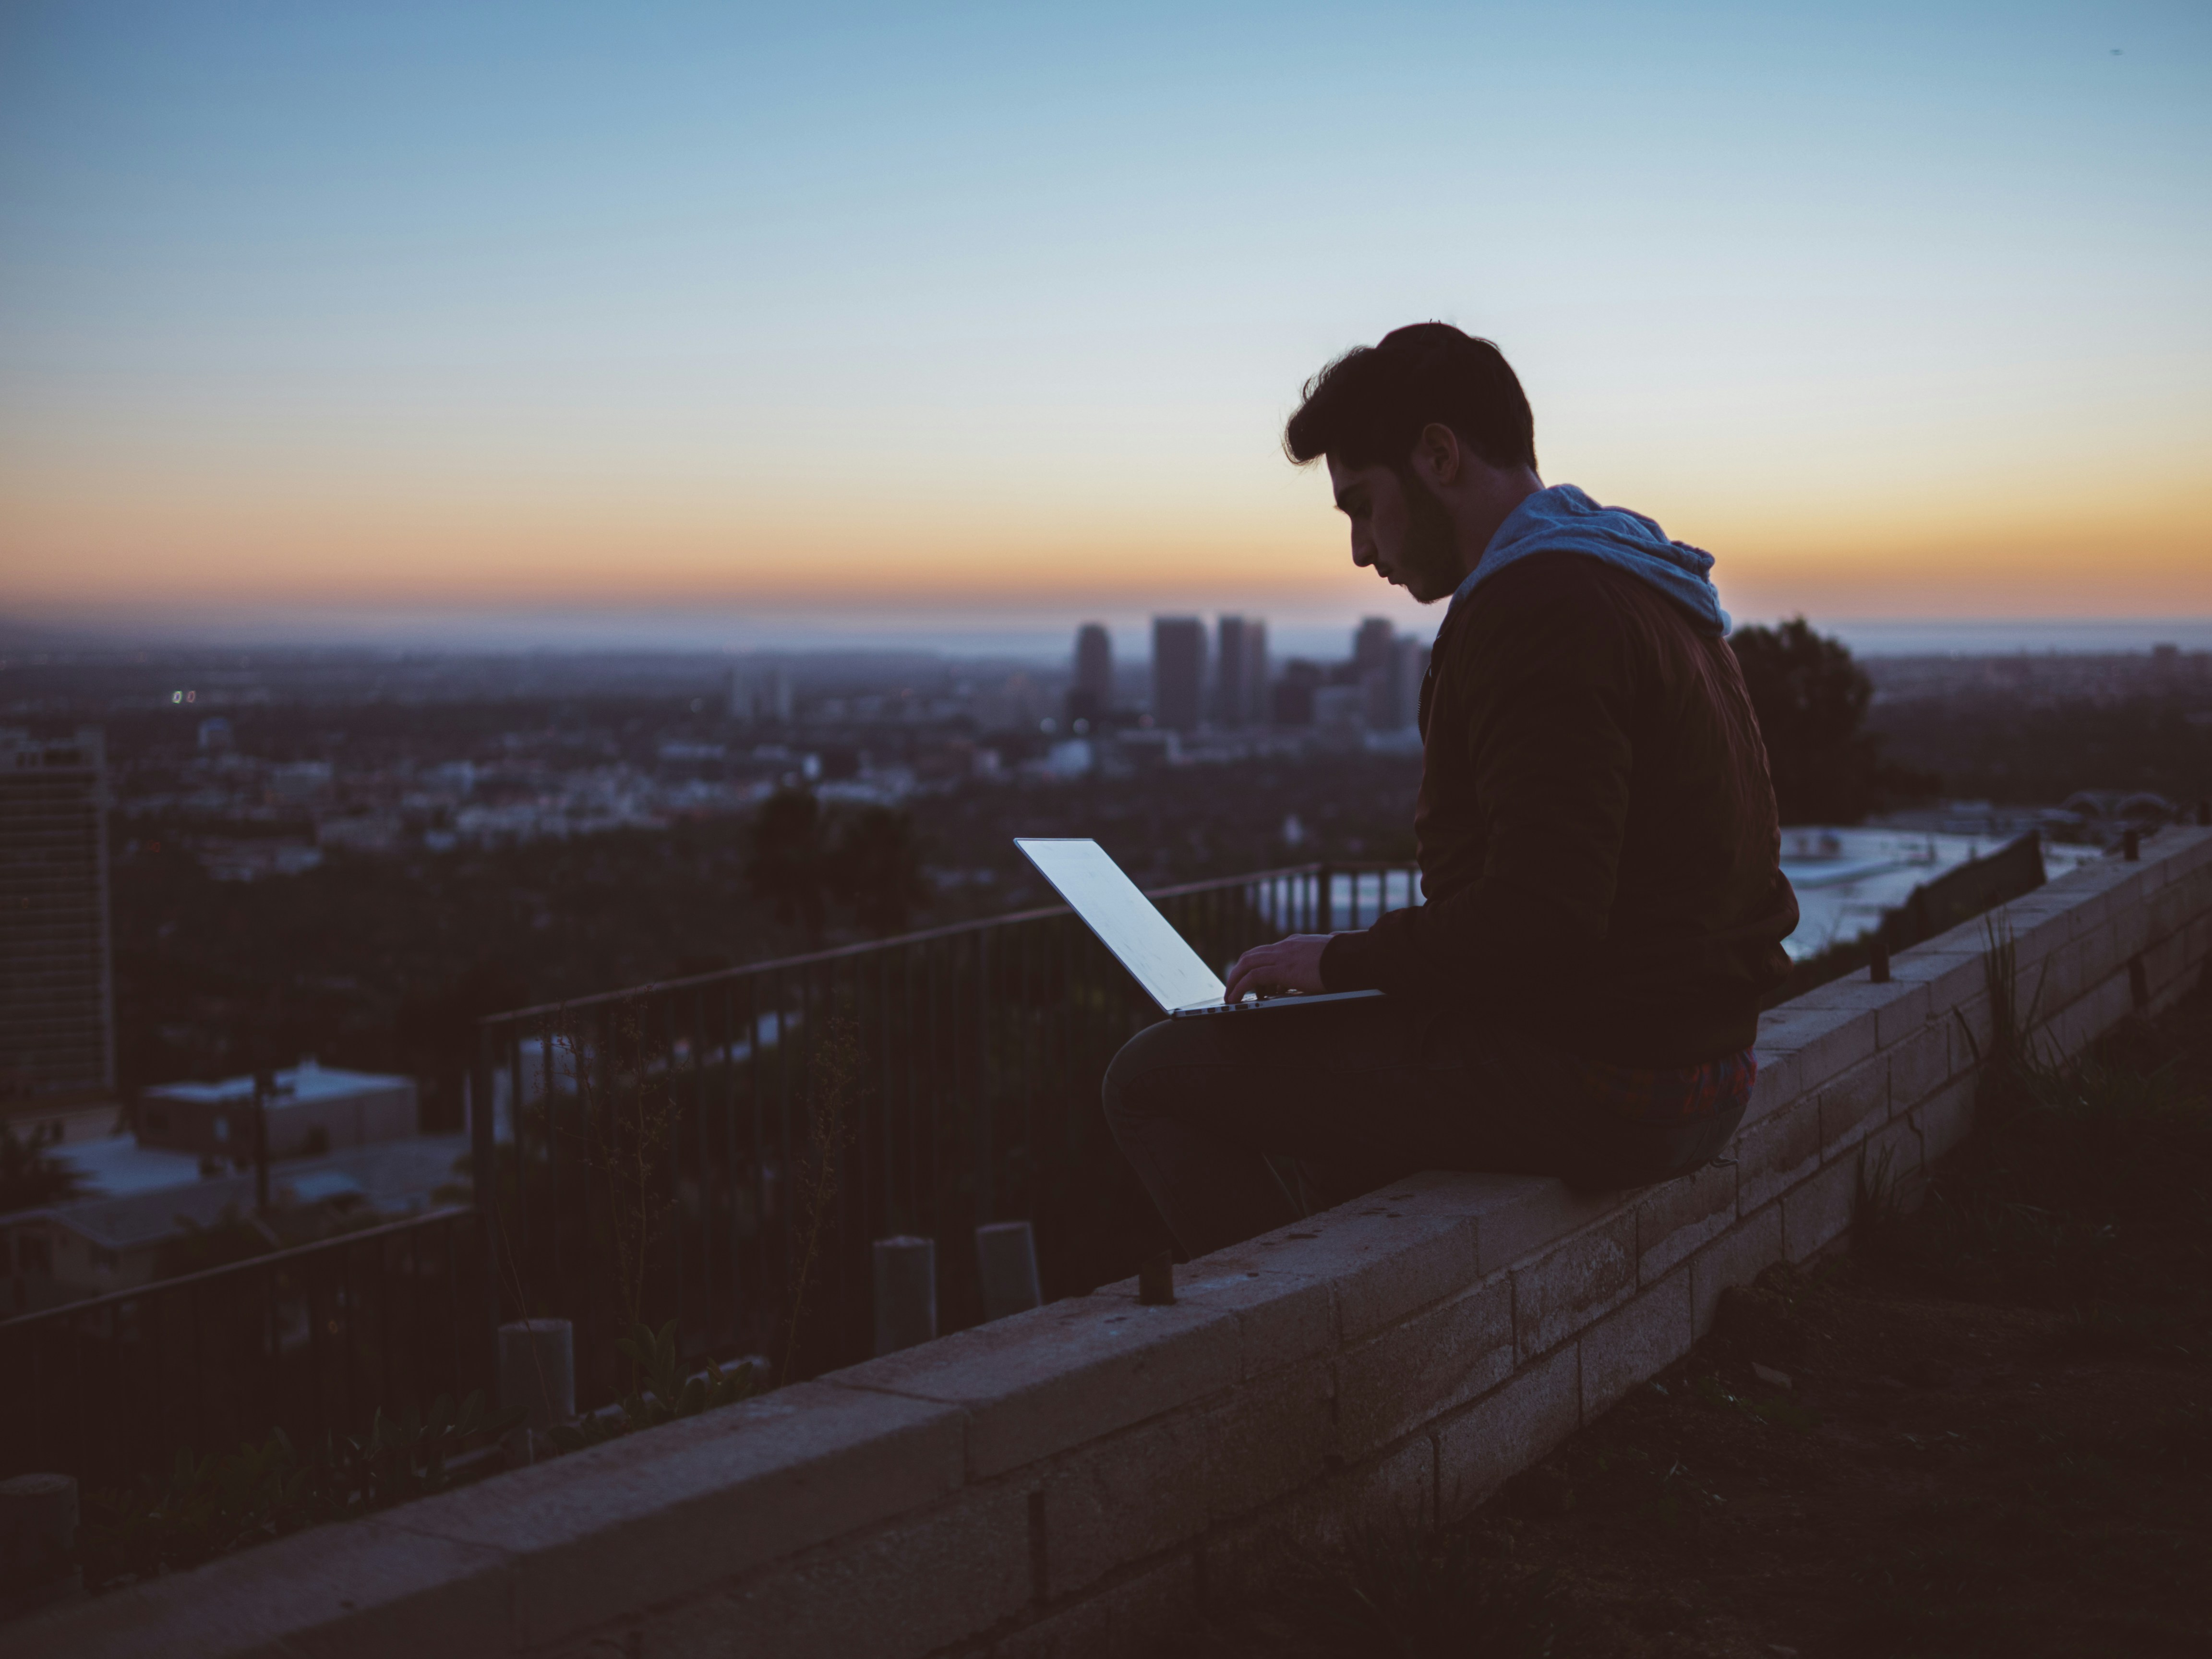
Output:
top-left (2, 1), bottom-right (2206, 649)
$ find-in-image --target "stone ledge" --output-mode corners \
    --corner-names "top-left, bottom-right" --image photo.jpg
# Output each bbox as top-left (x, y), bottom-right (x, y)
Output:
top-left (23, 823), bottom-right (2211, 1659)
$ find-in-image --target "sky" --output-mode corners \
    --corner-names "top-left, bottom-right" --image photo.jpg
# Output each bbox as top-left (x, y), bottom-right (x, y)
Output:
top-left (2, 1), bottom-right (2208, 654)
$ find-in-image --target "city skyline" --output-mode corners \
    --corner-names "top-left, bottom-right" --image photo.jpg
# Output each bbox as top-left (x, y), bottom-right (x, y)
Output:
top-left (3, 3), bottom-right (2209, 641)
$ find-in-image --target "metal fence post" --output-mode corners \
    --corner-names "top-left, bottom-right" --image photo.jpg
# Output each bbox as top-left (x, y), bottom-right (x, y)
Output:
top-left (872, 1236), bottom-right (937, 1355)
top-left (974, 1221), bottom-right (1042, 1322)
top-left (472, 1024), bottom-right (504, 1346)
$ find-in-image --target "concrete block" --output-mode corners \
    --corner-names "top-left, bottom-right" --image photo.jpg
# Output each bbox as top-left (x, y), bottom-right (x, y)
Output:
top-left (1039, 1359), bottom-right (1333, 1598)
top-left (1948, 991), bottom-right (1995, 1074)
top-left (1817, 1053), bottom-right (1889, 1157)
top-left (1752, 1001), bottom-right (1878, 1092)
top-left (829, 1293), bottom-right (1238, 1481)
top-left (995, 1552), bottom-right (1199, 1659)
top-left (1511, 1211), bottom-right (1636, 1362)
top-left (1886, 1022), bottom-right (1952, 1114)
top-left (398, 1381), bottom-right (964, 1650)
top-left (1739, 1047), bottom-right (1803, 1127)
top-left (1785, 977), bottom-right (1931, 1050)
top-left (1433, 1345), bottom-right (1580, 1522)
top-left (1229, 1206), bottom-right (1479, 1345)
top-left (2042, 925), bottom-right (2118, 1012)
top-left (2140, 931), bottom-right (2190, 1002)
top-left (1095, 1247), bottom-right (1334, 1382)
top-left (1336, 1277), bottom-right (1513, 1458)
top-left (2146, 880), bottom-right (2197, 948)
top-left (1368, 1170), bottom-right (1621, 1278)
top-left (1911, 1076), bottom-right (1978, 1165)
top-left (1781, 1155), bottom-right (1859, 1263)
top-left (1580, 1270), bottom-right (1694, 1419)
top-left (572, 1482), bottom-right (1034, 1659)
top-left (1888, 946), bottom-right (1984, 1010)
top-left (2043, 975), bottom-right (2132, 1063)
top-left (1635, 1159), bottom-right (1736, 1283)
top-left (6, 1515), bottom-right (516, 1659)
top-left (1689, 1208), bottom-right (1786, 1336)
top-left (1732, 1093), bottom-right (1822, 1214)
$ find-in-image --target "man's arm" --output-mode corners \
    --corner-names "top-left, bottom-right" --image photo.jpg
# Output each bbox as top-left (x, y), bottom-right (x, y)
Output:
top-left (1321, 565), bottom-right (1639, 1001)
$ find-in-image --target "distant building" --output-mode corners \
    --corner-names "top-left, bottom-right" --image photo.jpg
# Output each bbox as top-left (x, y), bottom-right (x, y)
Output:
top-left (5, 1135), bottom-right (465, 1312)
top-left (139, 1059), bottom-right (417, 1161)
top-left (1152, 617), bottom-right (1206, 732)
top-left (1377, 636), bottom-right (1430, 732)
top-left (1215, 616), bottom-right (1268, 728)
top-left (0, 728), bottom-right (114, 1101)
top-left (1271, 659), bottom-right (1325, 727)
top-left (733, 665), bottom-right (794, 726)
top-left (1353, 618), bottom-right (1396, 681)
top-left (1069, 623), bottom-right (1114, 724)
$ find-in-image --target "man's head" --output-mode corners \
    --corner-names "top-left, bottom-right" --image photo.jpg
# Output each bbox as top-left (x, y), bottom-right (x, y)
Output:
top-left (1284, 324), bottom-right (1542, 603)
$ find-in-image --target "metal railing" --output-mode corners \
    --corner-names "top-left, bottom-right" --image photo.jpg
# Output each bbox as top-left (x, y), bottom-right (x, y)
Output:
top-left (469, 860), bottom-right (1420, 1406)
top-left (0, 859), bottom-right (1419, 1480)
top-left (0, 1207), bottom-right (493, 1488)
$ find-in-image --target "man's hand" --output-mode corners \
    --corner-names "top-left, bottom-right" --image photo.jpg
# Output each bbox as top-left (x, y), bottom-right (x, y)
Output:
top-left (1222, 934), bottom-right (1334, 1004)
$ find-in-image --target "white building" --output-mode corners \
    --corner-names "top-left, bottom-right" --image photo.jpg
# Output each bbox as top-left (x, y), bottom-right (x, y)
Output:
top-left (139, 1059), bottom-right (417, 1160)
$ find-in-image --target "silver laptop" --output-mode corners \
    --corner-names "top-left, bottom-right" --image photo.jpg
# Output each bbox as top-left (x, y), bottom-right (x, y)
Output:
top-left (1015, 838), bottom-right (1384, 1018)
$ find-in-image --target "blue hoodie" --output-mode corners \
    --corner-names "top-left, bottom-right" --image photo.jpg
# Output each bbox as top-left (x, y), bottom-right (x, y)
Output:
top-left (1447, 484), bottom-right (1730, 635)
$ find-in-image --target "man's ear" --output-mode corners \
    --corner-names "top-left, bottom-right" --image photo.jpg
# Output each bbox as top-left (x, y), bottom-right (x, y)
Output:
top-left (1413, 422), bottom-right (1464, 488)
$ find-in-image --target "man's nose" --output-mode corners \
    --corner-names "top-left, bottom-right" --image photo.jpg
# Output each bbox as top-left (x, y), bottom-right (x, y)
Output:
top-left (1351, 535), bottom-right (1373, 568)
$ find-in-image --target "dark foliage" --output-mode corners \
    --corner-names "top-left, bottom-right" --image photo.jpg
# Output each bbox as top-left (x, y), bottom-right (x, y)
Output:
top-left (0, 1121), bottom-right (86, 1212)
top-left (743, 787), bottom-right (831, 939)
top-left (1731, 616), bottom-right (1936, 823)
top-left (826, 805), bottom-right (929, 936)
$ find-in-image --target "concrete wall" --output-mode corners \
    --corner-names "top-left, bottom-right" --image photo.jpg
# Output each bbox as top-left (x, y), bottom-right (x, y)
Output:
top-left (21, 828), bottom-right (2212, 1659)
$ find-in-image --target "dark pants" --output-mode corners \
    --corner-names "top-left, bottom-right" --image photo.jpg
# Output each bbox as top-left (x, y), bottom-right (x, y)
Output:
top-left (1101, 997), bottom-right (1743, 1260)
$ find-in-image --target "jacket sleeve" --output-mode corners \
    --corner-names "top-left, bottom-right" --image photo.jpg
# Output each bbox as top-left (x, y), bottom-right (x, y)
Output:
top-left (1321, 575), bottom-right (1638, 1000)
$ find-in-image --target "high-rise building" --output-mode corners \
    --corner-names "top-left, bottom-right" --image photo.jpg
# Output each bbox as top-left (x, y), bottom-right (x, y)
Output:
top-left (0, 728), bottom-right (114, 1100)
top-left (1353, 617), bottom-right (1395, 680)
top-left (1151, 617), bottom-right (1206, 733)
top-left (1214, 616), bottom-right (1268, 728)
top-left (1069, 623), bottom-right (1114, 724)
top-left (1386, 635), bottom-right (1430, 732)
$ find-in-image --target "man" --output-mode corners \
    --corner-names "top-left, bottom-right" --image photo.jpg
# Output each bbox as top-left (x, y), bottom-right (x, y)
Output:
top-left (1104, 323), bottom-right (1799, 1259)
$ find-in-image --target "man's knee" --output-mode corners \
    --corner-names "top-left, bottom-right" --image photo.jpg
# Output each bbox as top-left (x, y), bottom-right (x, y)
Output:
top-left (1102, 1018), bottom-right (1204, 1129)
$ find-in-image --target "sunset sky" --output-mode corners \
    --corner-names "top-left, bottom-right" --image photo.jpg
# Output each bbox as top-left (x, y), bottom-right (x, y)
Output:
top-left (2, 1), bottom-right (2207, 651)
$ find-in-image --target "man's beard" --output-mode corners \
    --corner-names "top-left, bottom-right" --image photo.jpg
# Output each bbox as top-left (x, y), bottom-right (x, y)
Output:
top-left (1394, 466), bottom-right (1463, 603)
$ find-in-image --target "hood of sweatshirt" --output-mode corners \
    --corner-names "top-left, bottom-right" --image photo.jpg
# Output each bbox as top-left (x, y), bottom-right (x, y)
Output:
top-left (1448, 483), bottom-right (1730, 635)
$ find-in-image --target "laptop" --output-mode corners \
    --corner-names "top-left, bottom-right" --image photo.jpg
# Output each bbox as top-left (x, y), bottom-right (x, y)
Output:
top-left (1015, 838), bottom-right (1385, 1019)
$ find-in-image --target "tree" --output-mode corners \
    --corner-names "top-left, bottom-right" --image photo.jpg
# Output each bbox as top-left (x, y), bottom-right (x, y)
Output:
top-left (828, 806), bottom-right (929, 936)
top-left (0, 1122), bottom-right (84, 1213)
top-left (1731, 617), bottom-right (1934, 824)
top-left (744, 789), bottom-right (829, 939)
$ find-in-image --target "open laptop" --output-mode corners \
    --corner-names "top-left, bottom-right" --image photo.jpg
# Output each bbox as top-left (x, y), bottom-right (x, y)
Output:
top-left (1015, 838), bottom-right (1384, 1019)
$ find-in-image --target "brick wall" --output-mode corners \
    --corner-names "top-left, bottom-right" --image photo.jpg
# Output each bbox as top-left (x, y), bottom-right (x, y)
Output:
top-left (23, 828), bottom-right (2212, 1659)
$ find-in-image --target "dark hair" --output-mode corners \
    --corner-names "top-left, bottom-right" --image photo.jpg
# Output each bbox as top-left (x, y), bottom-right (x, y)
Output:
top-left (1283, 323), bottom-right (1536, 473)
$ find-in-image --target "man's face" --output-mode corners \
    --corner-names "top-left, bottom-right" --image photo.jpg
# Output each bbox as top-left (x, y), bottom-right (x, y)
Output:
top-left (1325, 455), bottom-right (1463, 603)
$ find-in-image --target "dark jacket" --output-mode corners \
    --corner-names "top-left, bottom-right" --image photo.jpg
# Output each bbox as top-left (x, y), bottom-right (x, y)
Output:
top-left (1320, 550), bottom-right (1798, 1067)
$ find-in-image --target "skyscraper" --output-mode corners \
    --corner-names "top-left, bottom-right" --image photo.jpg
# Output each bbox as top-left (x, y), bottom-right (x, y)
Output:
top-left (0, 728), bottom-right (114, 1100)
top-left (1386, 635), bottom-right (1430, 732)
top-left (1069, 622), bottom-right (1114, 724)
top-left (1214, 616), bottom-right (1268, 728)
top-left (1151, 617), bottom-right (1206, 733)
top-left (1353, 618), bottom-right (1399, 729)
top-left (1353, 617), bottom-right (1396, 680)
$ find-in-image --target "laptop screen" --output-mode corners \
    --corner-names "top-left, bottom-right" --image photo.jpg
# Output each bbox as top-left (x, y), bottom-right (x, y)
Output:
top-left (1015, 838), bottom-right (1226, 1012)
